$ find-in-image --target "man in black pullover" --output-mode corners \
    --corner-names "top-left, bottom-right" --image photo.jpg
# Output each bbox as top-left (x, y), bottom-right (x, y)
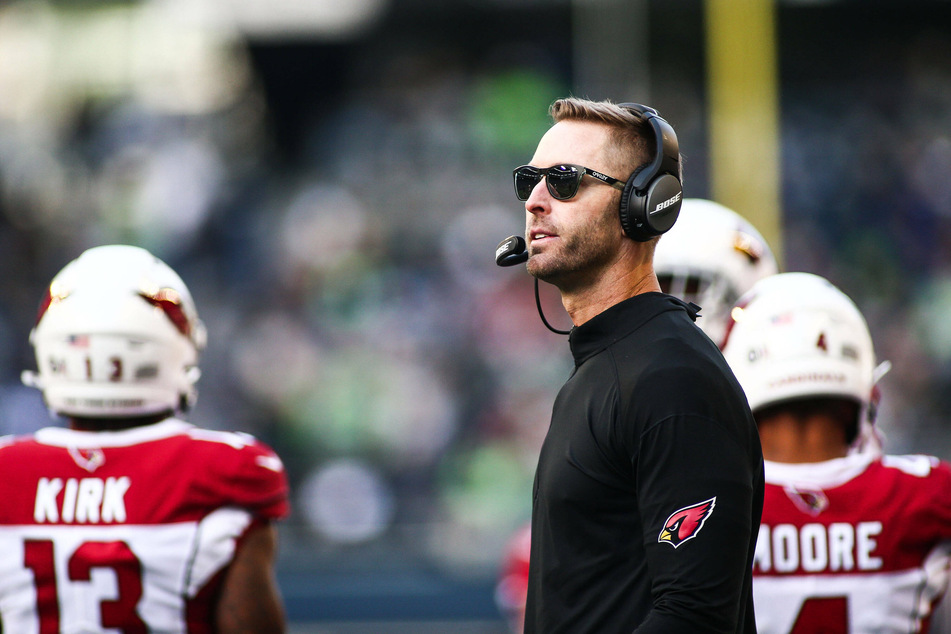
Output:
top-left (514, 97), bottom-right (763, 632)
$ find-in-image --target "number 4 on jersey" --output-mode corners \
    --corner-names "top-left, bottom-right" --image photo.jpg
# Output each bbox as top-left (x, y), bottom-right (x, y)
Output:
top-left (791, 596), bottom-right (848, 634)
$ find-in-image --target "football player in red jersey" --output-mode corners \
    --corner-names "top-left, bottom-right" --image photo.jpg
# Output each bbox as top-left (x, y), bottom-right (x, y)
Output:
top-left (495, 198), bottom-right (778, 632)
top-left (0, 245), bottom-right (290, 633)
top-left (495, 523), bottom-right (531, 633)
top-left (722, 272), bottom-right (951, 633)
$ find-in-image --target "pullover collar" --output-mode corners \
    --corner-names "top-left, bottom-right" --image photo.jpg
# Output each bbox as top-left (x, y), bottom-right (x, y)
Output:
top-left (567, 292), bottom-right (698, 366)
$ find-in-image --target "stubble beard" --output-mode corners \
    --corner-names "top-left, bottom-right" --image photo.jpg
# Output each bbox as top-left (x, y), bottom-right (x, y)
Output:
top-left (527, 212), bottom-right (619, 292)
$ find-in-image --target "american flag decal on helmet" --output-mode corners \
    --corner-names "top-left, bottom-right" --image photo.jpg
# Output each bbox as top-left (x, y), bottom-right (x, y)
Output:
top-left (658, 497), bottom-right (716, 548)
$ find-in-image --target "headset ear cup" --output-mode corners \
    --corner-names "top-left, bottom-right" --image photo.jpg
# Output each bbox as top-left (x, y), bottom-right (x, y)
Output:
top-left (618, 165), bottom-right (660, 242)
top-left (642, 173), bottom-right (683, 236)
top-left (619, 169), bottom-right (683, 242)
top-left (619, 166), bottom-right (648, 241)
top-left (615, 102), bottom-right (683, 241)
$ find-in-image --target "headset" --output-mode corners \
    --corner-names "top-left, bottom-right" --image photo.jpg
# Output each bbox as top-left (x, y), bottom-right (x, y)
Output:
top-left (616, 103), bottom-right (683, 241)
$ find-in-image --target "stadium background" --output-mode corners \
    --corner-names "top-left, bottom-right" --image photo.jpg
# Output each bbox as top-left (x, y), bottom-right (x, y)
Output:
top-left (1, 0), bottom-right (950, 631)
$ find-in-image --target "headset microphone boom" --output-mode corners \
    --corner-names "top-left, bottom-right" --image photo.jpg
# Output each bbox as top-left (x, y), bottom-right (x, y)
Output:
top-left (495, 235), bottom-right (529, 267)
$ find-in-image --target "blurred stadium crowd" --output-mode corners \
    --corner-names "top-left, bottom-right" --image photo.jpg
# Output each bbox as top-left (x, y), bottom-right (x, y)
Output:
top-left (1, 0), bottom-right (950, 626)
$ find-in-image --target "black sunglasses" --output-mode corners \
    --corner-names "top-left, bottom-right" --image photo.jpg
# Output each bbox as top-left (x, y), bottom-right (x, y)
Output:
top-left (513, 164), bottom-right (626, 201)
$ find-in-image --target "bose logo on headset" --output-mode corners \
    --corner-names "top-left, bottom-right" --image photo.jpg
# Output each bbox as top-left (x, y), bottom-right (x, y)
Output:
top-left (651, 192), bottom-right (682, 215)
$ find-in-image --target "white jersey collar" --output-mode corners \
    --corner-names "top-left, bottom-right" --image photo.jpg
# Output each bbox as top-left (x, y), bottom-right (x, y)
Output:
top-left (764, 449), bottom-right (878, 489)
top-left (34, 418), bottom-right (193, 448)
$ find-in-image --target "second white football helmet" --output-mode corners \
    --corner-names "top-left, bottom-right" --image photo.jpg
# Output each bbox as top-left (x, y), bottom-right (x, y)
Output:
top-left (23, 245), bottom-right (207, 418)
top-left (654, 198), bottom-right (779, 346)
top-left (721, 272), bottom-right (888, 451)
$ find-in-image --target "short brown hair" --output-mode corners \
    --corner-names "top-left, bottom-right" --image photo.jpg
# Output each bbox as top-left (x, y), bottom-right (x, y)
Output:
top-left (549, 97), bottom-right (654, 177)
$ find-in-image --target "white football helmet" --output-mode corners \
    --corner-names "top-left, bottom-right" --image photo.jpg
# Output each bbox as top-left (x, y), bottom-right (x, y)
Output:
top-left (654, 198), bottom-right (779, 346)
top-left (23, 245), bottom-right (207, 418)
top-left (721, 272), bottom-right (889, 452)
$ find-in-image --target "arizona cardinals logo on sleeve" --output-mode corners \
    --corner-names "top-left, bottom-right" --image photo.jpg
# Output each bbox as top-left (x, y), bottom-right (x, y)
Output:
top-left (658, 497), bottom-right (716, 548)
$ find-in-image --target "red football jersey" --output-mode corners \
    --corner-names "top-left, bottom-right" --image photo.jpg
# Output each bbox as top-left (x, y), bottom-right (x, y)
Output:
top-left (753, 451), bottom-right (951, 633)
top-left (0, 419), bottom-right (289, 633)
